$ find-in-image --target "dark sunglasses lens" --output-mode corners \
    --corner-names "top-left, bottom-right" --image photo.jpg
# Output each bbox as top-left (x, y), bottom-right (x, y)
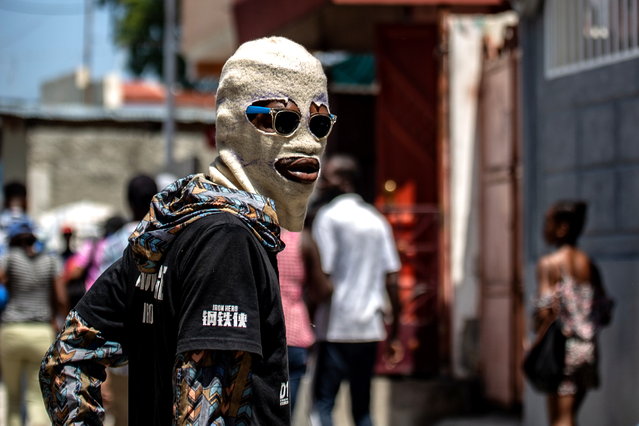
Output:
top-left (274, 111), bottom-right (300, 135)
top-left (309, 115), bottom-right (333, 138)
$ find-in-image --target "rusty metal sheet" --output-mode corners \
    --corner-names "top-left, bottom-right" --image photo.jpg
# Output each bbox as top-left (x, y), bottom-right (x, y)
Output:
top-left (478, 43), bottom-right (523, 406)
top-left (374, 24), bottom-right (441, 376)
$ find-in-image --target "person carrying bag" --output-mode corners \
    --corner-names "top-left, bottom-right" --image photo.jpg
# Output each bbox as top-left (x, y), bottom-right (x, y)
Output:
top-left (523, 304), bottom-right (566, 393)
top-left (527, 200), bottom-right (613, 426)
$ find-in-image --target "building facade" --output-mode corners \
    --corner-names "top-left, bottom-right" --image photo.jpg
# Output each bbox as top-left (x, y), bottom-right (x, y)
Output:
top-left (520, 2), bottom-right (639, 424)
top-left (0, 104), bottom-right (215, 237)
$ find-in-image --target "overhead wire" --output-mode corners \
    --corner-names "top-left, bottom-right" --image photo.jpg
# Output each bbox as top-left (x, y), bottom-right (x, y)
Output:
top-left (0, 0), bottom-right (84, 15)
top-left (0, 18), bottom-right (46, 49)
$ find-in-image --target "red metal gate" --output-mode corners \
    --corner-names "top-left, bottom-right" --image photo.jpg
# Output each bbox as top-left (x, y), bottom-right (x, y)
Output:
top-left (374, 24), bottom-right (442, 376)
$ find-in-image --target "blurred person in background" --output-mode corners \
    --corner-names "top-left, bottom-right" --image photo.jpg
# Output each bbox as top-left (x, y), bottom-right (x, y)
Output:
top-left (311, 154), bottom-right (402, 426)
top-left (62, 215), bottom-right (126, 311)
top-left (277, 227), bottom-right (332, 414)
top-left (534, 200), bottom-right (613, 426)
top-left (0, 218), bottom-right (66, 426)
top-left (0, 182), bottom-right (30, 257)
top-left (99, 175), bottom-right (158, 275)
top-left (98, 174), bottom-right (157, 426)
top-left (0, 182), bottom-right (32, 310)
top-left (59, 225), bottom-right (75, 263)
top-left (40, 36), bottom-right (331, 425)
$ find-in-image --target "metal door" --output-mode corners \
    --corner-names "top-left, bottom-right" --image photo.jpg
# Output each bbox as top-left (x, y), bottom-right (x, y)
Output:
top-left (374, 24), bottom-right (442, 376)
top-left (478, 38), bottom-right (523, 405)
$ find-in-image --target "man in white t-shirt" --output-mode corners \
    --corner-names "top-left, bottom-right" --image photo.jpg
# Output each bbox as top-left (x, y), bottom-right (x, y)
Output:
top-left (311, 154), bottom-right (402, 426)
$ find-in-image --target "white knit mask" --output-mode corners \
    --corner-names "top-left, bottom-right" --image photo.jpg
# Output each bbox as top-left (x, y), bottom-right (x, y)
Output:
top-left (209, 37), bottom-right (330, 231)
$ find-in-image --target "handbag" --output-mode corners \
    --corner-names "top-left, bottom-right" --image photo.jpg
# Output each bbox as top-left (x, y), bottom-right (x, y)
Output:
top-left (522, 316), bottom-right (566, 393)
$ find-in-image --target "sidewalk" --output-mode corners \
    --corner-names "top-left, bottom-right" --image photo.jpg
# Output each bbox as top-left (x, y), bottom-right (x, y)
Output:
top-left (0, 375), bottom-right (520, 425)
top-left (435, 416), bottom-right (521, 426)
top-left (0, 382), bottom-right (5, 426)
top-left (293, 376), bottom-right (521, 426)
top-left (292, 376), bottom-right (390, 426)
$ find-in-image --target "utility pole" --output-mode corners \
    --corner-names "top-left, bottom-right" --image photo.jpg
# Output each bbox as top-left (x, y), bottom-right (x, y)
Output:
top-left (163, 0), bottom-right (176, 173)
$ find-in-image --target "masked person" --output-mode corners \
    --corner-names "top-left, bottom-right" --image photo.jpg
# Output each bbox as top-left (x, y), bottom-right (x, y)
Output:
top-left (39, 36), bottom-right (334, 426)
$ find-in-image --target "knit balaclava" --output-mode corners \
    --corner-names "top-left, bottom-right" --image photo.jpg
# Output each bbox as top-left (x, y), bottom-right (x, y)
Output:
top-left (209, 37), bottom-right (330, 231)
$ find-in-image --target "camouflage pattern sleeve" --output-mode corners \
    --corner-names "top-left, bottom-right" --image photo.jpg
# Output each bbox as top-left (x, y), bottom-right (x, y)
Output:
top-left (173, 350), bottom-right (254, 425)
top-left (39, 310), bottom-right (128, 425)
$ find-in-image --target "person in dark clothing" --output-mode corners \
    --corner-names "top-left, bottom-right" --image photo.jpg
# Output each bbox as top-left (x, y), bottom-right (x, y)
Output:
top-left (62, 216), bottom-right (126, 312)
top-left (39, 36), bottom-right (333, 425)
top-left (59, 226), bottom-right (75, 262)
top-left (97, 174), bottom-right (158, 426)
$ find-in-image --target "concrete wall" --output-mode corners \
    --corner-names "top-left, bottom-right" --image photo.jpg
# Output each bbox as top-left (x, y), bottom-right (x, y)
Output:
top-left (25, 122), bottom-right (215, 218)
top-left (40, 71), bottom-right (86, 105)
top-left (1, 116), bottom-right (28, 186)
top-left (521, 13), bottom-right (639, 426)
top-left (40, 71), bottom-right (121, 108)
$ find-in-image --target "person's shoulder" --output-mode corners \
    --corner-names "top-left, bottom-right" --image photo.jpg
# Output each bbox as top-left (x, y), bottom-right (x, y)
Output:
top-left (187, 212), bottom-right (248, 231)
top-left (174, 214), bottom-right (266, 269)
top-left (319, 194), bottom-right (360, 215)
top-left (112, 222), bottom-right (138, 240)
top-left (537, 252), bottom-right (556, 270)
top-left (572, 249), bottom-right (593, 279)
top-left (99, 225), bottom-right (133, 266)
top-left (358, 199), bottom-right (390, 224)
top-left (572, 249), bottom-right (591, 265)
top-left (176, 213), bottom-right (255, 245)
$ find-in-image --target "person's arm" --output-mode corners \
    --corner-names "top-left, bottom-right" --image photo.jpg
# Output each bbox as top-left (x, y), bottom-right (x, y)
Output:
top-left (39, 310), bottom-right (128, 425)
top-left (173, 220), bottom-right (278, 424)
top-left (385, 272), bottom-right (401, 340)
top-left (377, 217), bottom-right (404, 365)
top-left (589, 260), bottom-right (605, 297)
top-left (589, 260), bottom-right (614, 326)
top-left (53, 273), bottom-right (69, 319)
top-left (384, 271), bottom-right (403, 364)
top-left (301, 228), bottom-right (332, 306)
top-left (173, 350), bottom-right (254, 424)
top-left (0, 265), bottom-right (7, 309)
top-left (0, 253), bottom-right (9, 291)
top-left (534, 257), bottom-right (556, 333)
top-left (49, 257), bottom-right (68, 331)
top-left (66, 243), bottom-right (91, 281)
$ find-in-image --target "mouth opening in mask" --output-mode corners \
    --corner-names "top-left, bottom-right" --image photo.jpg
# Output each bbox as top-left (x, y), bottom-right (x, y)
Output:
top-left (275, 157), bottom-right (320, 184)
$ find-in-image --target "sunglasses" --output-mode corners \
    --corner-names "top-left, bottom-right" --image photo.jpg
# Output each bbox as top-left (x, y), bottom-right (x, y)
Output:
top-left (246, 105), bottom-right (337, 139)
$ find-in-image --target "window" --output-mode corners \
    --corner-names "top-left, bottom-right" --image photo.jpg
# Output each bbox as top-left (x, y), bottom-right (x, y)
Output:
top-left (545, 0), bottom-right (639, 78)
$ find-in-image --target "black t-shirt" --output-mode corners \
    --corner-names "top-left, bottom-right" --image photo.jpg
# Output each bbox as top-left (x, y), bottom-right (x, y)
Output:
top-left (76, 213), bottom-right (290, 425)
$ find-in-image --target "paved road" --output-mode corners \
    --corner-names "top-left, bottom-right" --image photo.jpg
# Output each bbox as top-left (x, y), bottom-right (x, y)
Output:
top-left (0, 376), bottom-right (520, 425)
top-left (293, 376), bottom-right (521, 426)
top-left (293, 376), bottom-right (390, 426)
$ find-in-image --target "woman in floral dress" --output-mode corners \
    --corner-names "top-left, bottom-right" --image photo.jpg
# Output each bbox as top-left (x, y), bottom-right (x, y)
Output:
top-left (535, 201), bottom-right (612, 426)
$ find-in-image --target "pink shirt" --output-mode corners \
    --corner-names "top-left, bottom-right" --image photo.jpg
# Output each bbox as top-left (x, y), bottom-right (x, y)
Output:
top-left (277, 230), bottom-right (314, 348)
top-left (71, 239), bottom-right (107, 291)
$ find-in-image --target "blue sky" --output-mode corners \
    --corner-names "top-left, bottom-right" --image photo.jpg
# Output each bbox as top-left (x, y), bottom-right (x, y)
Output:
top-left (0, 0), bottom-right (125, 103)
